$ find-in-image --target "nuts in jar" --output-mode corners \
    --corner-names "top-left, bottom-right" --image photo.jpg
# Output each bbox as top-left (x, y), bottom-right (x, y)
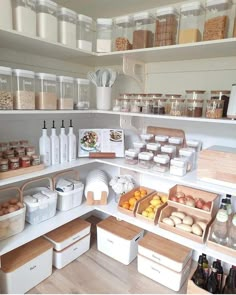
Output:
top-left (206, 99), bottom-right (224, 119)
top-left (0, 142), bottom-right (8, 152)
top-left (19, 140), bottom-right (29, 148)
top-left (9, 157), bottom-right (20, 170)
top-left (31, 154), bottom-right (40, 166)
top-left (9, 141), bottom-right (18, 149)
top-left (0, 159), bottom-right (9, 172)
top-left (3, 149), bottom-right (14, 159)
top-left (20, 156), bottom-right (31, 168)
top-left (26, 146), bottom-right (36, 156)
top-left (14, 147), bottom-right (25, 157)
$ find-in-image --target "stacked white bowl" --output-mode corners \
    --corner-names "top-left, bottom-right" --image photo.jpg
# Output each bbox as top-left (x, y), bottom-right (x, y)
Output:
top-left (85, 169), bottom-right (109, 200)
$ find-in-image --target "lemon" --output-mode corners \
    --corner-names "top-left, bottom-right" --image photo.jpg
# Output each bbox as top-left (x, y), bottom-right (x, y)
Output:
top-left (150, 199), bottom-right (162, 206)
top-left (142, 210), bottom-right (148, 217)
top-left (148, 212), bottom-right (155, 219)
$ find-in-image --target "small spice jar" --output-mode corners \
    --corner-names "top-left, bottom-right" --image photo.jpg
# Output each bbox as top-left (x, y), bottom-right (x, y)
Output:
top-left (206, 99), bottom-right (224, 119)
top-left (20, 156), bottom-right (31, 168)
top-left (120, 97), bottom-right (130, 112)
top-left (155, 135), bottom-right (169, 146)
top-left (31, 154), bottom-right (40, 166)
top-left (0, 159), bottom-right (9, 172)
top-left (161, 145), bottom-right (176, 159)
top-left (0, 142), bottom-right (8, 152)
top-left (153, 96), bottom-right (166, 114)
top-left (26, 146), bottom-right (36, 156)
top-left (167, 94), bottom-right (185, 116)
top-left (146, 142), bottom-right (161, 156)
top-left (130, 96), bottom-right (141, 113)
top-left (3, 149), bottom-right (15, 159)
top-left (141, 98), bottom-right (153, 114)
top-left (186, 90), bottom-right (205, 117)
top-left (153, 154), bottom-right (170, 173)
top-left (211, 90), bottom-right (230, 117)
top-left (133, 142), bottom-right (146, 153)
top-left (9, 157), bottom-right (20, 170)
top-left (138, 152), bottom-right (153, 169)
top-left (14, 147), bottom-right (25, 157)
top-left (9, 141), bottom-right (19, 149)
top-left (125, 149), bottom-right (138, 165)
top-left (179, 148), bottom-right (196, 172)
top-left (170, 158), bottom-right (187, 176)
top-left (113, 98), bottom-right (122, 112)
top-left (140, 133), bottom-right (154, 143)
top-left (168, 137), bottom-right (184, 156)
top-left (19, 140), bottom-right (29, 148)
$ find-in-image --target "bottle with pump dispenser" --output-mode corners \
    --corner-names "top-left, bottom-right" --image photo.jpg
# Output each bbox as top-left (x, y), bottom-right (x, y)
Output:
top-left (68, 119), bottom-right (76, 162)
top-left (39, 120), bottom-right (51, 166)
top-left (59, 120), bottom-right (68, 163)
top-left (50, 120), bottom-right (59, 165)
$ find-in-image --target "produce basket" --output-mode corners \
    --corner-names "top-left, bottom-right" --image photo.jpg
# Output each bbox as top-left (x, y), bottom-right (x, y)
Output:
top-left (21, 177), bottom-right (57, 225)
top-left (0, 186), bottom-right (26, 241)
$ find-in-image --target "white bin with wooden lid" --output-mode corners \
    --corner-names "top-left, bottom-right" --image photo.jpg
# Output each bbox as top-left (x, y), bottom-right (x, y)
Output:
top-left (44, 218), bottom-right (91, 269)
top-left (96, 216), bottom-right (144, 265)
top-left (137, 232), bottom-right (192, 291)
top-left (0, 237), bottom-right (53, 294)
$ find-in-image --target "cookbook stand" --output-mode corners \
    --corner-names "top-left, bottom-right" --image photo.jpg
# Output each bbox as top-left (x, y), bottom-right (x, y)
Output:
top-left (86, 191), bottom-right (107, 205)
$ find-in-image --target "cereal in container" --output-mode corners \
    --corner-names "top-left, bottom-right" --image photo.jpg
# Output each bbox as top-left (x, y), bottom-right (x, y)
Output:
top-left (114, 15), bottom-right (133, 51)
top-left (0, 66), bottom-right (13, 110)
top-left (36, 73), bottom-right (57, 110)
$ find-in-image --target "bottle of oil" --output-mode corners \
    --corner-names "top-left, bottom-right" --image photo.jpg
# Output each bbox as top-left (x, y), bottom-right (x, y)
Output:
top-left (192, 255), bottom-right (206, 289)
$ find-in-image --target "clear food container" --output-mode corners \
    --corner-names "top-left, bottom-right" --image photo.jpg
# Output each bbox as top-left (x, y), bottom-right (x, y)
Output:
top-left (0, 0), bottom-right (13, 30)
top-left (0, 143), bottom-right (8, 152)
top-left (179, 1), bottom-right (204, 44)
top-left (186, 139), bottom-right (202, 152)
top-left (141, 99), bottom-right (153, 114)
top-left (12, 0), bottom-right (36, 36)
top-left (96, 18), bottom-right (113, 52)
top-left (146, 143), bottom-right (161, 156)
top-left (167, 94), bottom-right (185, 116)
top-left (206, 99), bottom-right (224, 118)
top-left (13, 69), bottom-right (35, 110)
top-left (133, 12), bottom-right (155, 49)
top-left (204, 0), bottom-right (233, 41)
top-left (133, 142), bottom-right (146, 153)
top-left (138, 152), bottom-right (154, 169)
top-left (153, 154), bottom-right (170, 173)
top-left (114, 15), bottom-right (133, 51)
top-left (161, 145), bottom-right (176, 159)
top-left (0, 159), bottom-right (9, 172)
top-left (120, 98), bottom-right (130, 112)
top-left (168, 137), bottom-right (184, 156)
top-left (57, 76), bottom-right (74, 110)
top-left (153, 96), bottom-right (166, 114)
top-left (0, 66), bottom-right (13, 110)
top-left (36, 0), bottom-right (57, 42)
top-left (155, 7), bottom-right (179, 46)
top-left (140, 133), bottom-right (154, 143)
top-left (170, 158), bottom-right (187, 176)
top-left (211, 90), bottom-right (230, 117)
top-left (130, 97), bottom-right (141, 113)
top-left (35, 73), bottom-right (57, 110)
top-left (155, 135), bottom-right (169, 146)
top-left (77, 14), bottom-right (94, 52)
top-left (112, 98), bottom-right (122, 112)
top-left (185, 90), bottom-right (205, 117)
top-left (58, 7), bottom-right (77, 47)
top-left (125, 149), bottom-right (138, 165)
top-left (75, 78), bottom-right (90, 110)
top-left (179, 148), bottom-right (196, 171)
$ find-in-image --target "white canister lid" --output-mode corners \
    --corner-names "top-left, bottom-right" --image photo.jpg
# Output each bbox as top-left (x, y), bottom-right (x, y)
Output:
top-left (78, 14), bottom-right (93, 24)
top-left (125, 149), bottom-right (138, 157)
top-left (186, 139), bottom-right (202, 148)
top-left (171, 158), bottom-right (187, 167)
top-left (179, 148), bottom-right (195, 157)
top-left (155, 135), bottom-right (169, 142)
top-left (206, 0), bottom-right (231, 9)
top-left (146, 143), bottom-right (161, 151)
top-left (154, 154), bottom-right (170, 164)
top-left (13, 69), bottom-right (35, 79)
top-left (138, 152), bottom-right (153, 161)
top-left (161, 145), bottom-right (176, 153)
top-left (37, 0), bottom-right (57, 10)
top-left (133, 142), bottom-right (146, 149)
top-left (0, 66), bottom-right (12, 76)
top-left (156, 7), bottom-right (178, 17)
top-left (133, 12), bottom-right (154, 21)
top-left (75, 78), bottom-right (90, 85)
top-left (97, 18), bottom-right (113, 25)
top-left (115, 15), bottom-right (133, 25)
top-left (180, 1), bottom-right (203, 13)
top-left (58, 7), bottom-right (77, 19)
top-left (36, 72), bottom-right (57, 81)
top-left (140, 133), bottom-right (154, 141)
top-left (168, 137), bottom-right (184, 144)
top-left (57, 75), bottom-right (74, 83)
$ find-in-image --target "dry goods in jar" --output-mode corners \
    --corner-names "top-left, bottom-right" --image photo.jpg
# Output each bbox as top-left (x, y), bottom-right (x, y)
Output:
top-left (14, 91), bottom-right (35, 109)
top-left (9, 157), bottom-right (20, 170)
top-left (36, 92), bottom-right (57, 110)
top-left (0, 159), bottom-right (9, 172)
top-left (133, 30), bottom-right (153, 49)
top-left (115, 37), bottom-right (132, 51)
top-left (155, 15), bottom-right (178, 46)
top-left (57, 98), bottom-right (74, 110)
top-left (0, 91), bottom-right (13, 110)
top-left (179, 29), bottom-right (201, 44)
top-left (203, 16), bottom-right (227, 41)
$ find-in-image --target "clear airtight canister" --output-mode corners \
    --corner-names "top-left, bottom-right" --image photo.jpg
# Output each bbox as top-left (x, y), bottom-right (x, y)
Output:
top-left (114, 15), bottom-right (133, 51)
top-left (77, 14), bottom-right (94, 52)
top-left (35, 73), bottom-right (57, 110)
top-left (96, 18), bottom-right (113, 52)
top-left (12, 0), bottom-right (36, 36)
top-left (13, 69), bottom-right (35, 110)
top-left (57, 76), bottom-right (74, 110)
top-left (0, 0), bottom-right (13, 30)
top-left (75, 78), bottom-right (90, 109)
top-left (0, 66), bottom-right (13, 110)
top-left (36, 0), bottom-right (58, 42)
top-left (179, 1), bottom-right (204, 44)
top-left (58, 7), bottom-right (77, 47)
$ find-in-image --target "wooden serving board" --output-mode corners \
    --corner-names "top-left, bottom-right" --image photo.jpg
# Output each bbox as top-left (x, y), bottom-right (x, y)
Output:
top-left (0, 164), bottom-right (45, 180)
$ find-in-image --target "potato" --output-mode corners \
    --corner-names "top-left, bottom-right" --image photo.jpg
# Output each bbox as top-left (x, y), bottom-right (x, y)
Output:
top-left (162, 217), bottom-right (175, 226)
top-left (17, 202), bottom-right (24, 209)
top-left (183, 216), bottom-right (194, 226)
top-left (8, 206), bottom-right (17, 213)
top-left (192, 224), bottom-right (203, 236)
top-left (2, 202), bottom-right (9, 208)
top-left (196, 221), bottom-right (207, 231)
top-left (176, 224), bottom-right (192, 232)
top-left (9, 198), bottom-right (18, 205)
top-left (170, 216), bottom-right (182, 225)
top-left (171, 211), bottom-right (185, 220)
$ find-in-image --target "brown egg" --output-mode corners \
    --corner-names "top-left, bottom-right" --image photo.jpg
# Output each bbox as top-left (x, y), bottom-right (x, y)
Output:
top-left (2, 202), bottom-right (9, 208)
top-left (8, 206), bottom-right (17, 213)
top-left (0, 210), bottom-right (4, 216)
top-left (16, 202), bottom-right (24, 209)
top-left (9, 198), bottom-right (19, 205)
top-left (3, 208), bottom-right (9, 214)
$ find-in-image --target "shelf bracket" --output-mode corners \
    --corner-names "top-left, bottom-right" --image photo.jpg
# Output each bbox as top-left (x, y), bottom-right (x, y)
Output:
top-left (122, 56), bottom-right (145, 92)
top-left (120, 115), bottom-right (136, 131)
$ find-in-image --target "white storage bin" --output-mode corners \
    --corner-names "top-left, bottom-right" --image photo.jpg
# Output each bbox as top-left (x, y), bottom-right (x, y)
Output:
top-left (0, 0), bottom-right (13, 30)
top-left (0, 237), bottom-right (53, 294)
top-left (97, 216), bottom-right (144, 265)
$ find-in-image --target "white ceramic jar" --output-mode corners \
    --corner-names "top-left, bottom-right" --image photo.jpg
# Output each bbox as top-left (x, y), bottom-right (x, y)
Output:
top-left (58, 7), bottom-right (77, 47)
top-left (77, 14), bottom-right (93, 52)
top-left (0, 0), bottom-right (13, 30)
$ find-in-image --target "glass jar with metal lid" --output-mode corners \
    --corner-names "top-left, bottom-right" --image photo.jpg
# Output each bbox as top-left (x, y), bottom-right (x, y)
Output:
top-left (112, 98), bottom-right (122, 112)
top-left (130, 95), bottom-right (141, 113)
top-left (0, 66), bottom-right (13, 110)
top-left (167, 94), bottom-right (185, 116)
top-left (77, 14), bottom-right (94, 52)
top-left (186, 90), bottom-right (205, 117)
top-left (211, 90), bottom-right (230, 117)
top-left (141, 98), bottom-right (153, 114)
top-left (120, 93), bottom-right (131, 112)
top-left (114, 15), bottom-right (133, 51)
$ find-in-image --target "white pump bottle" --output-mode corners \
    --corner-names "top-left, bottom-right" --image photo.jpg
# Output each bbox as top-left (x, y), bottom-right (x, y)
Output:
top-left (68, 119), bottom-right (76, 162)
top-left (39, 120), bottom-right (51, 166)
top-left (59, 120), bottom-right (68, 163)
top-left (50, 120), bottom-right (60, 165)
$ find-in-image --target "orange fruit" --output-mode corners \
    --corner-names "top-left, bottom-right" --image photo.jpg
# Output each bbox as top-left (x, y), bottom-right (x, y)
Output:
top-left (129, 197), bottom-right (137, 206)
top-left (140, 189), bottom-right (147, 195)
top-left (129, 204), bottom-right (135, 211)
top-left (135, 195), bottom-right (141, 201)
top-left (134, 190), bottom-right (141, 198)
top-left (122, 203), bottom-right (130, 209)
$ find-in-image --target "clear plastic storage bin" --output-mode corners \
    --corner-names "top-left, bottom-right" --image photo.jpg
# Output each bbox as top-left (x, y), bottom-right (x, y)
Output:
top-left (179, 1), bottom-right (204, 44)
top-left (58, 7), bottom-right (77, 47)
top-left (155, 7), bottom-right (179, 46)
top-left (13, 69), bottom-right (35, 110)
top-left (0, 67), bottom-right (13, 110)
top-left (125, 149), bottom-right (138, 165)
top-left (75, 78), bottom-right (90, 109)
top-left (0, 0), bottom-right (13, 30)
top-left (153, 154), bottom-right (170, 173)
top-left (57, 76), bottom-right (74, 110)
top-left (96, 18), bottom-right (113, 52)
top-left (114, 15), bottom-right (133, 51)
top-left (133, 12), bottom-right (155, 49)
top-left (36, 0), bottom-right (57, 42)
top-left (35, 73), bottom-right (57, 110)
top-left (12, 0), bottom-right (36, 36)
top-left (77, 14), bottom-right (93, 52)
top-left (138, 152), bottom-right (153, 169)
top-left (204, 0), bottom-right (233, 41)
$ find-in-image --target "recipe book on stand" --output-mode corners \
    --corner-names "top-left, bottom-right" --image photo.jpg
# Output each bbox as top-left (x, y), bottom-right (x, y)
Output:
top-left (78, 129), bottom-right (124, 158)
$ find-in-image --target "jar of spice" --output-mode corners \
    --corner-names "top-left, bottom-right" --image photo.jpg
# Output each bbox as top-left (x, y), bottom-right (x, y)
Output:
top-left (133, 142), bottom-right (146, 153)
top-left (114, 15), bottom-right (133, 51)
top-left (0, 159), bottom-right (9, 172)
top-left (0, 143), bottom-right (8, 152)
top-left (120, 98), bottom-right (130, 112)
top-left (9, 141), bottom-right (19, 149)
top-left (113, 98), bottom-right (122, 112)
top-left (19, 140), bottom-right (29, 148)
top-left (3, 149), bottom-right (14, 159)
top-left (9, 157), bottom-right (20, 170)
top-left (161, 145), bottom-right (176, 159)
top-left (0, 66), bottom-right (13, 110)
top-left (206, 99), bottom-right (224, 119)
top-left (155, 135), bottom-right (169, 146)
top-left (20, 156), bottom-right (31, 168)
top-left (26, 146), bottom-right (36, 156)
top-left (31, 154), bottom-right (40, 166)
top-left (152, 95), bottom-right (166, 115)
top-left (125, 149), bottom-right (138, 165)
top-left (153, 154), bottom-right (170, 173)
top-left (168, 137), bottom-right (184, 156)
top-left (211, 90), bottom-right (230, 117)
top-left (146, 143), bottom-right (161, 156)
top-left (96, 18), bottom-right (113, 52)
top-left (142, 98), bottom-right (153, 114)
top-left (133, 12), bottom-right (154, 49)
top-left (15, 147), bottom-right (25, 157)
top-left (138, 152), bottom-right (153, 169)
top-left (167, 94), bottom-right (185, 116)
top-left (170, 158), bottom-right (187, 176)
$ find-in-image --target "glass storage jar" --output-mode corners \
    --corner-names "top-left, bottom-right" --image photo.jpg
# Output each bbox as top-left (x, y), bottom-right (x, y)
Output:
top-left (58, 7), bottom-right (77, 47)
top-left (36, 0), bottom-right (57, 42)
top-left (19, 140), bottom-right (29, 148)
top-left (152, 95), bottom-right (166, 114)
top-left (77, 14), bottom-right (93, 52)
top-left (114, 15), bottom-right (133, 51)
top-left (112, 98), bottom-right (122, 112)
top-left (0, 143), bottom-right (8, 152)
top-left (138, 152), bottom-right (153, 169)
top-left (146, 143), bottom-right (161, 156)
top-left (206, 99), bottom-right (224, 118)
top-left (161, 145), bottom-right (176, 159)
top-left (12, 0), bottom-right (36, 36)
top-left (179, 1), bottom-right (204, 44)
top-left (155, 6), bottom-right (179, 46)
top-left (140, 133), bottom-right (154, 143)
top-left (153, 154), bottom-right (170, 173)
top-left (75, 78), bottom-right (90, 110)
top-left (9, 157), bottom-right (20, 170)
top-left (167, 94), bottom-right (185, 116)
top-left (20, 156), bottom-right (31, 168)
top-left (185, 90), bottom-right (205, 117)
top-left (0, 0), bottom-right (13, 30)
top-left (179, 148), bottom-right (196, 171)
top-left (142, 98), bottom-right (153, 114)
top-left (130, 96), bottom-right (141, 113)
top-left (96, 18), bottom-right (113, 52)
top-left (133, 142), bottom-right (146, 153)
top-left (13, 69), bottom-right (35, 110)
top-left (168, 137), bottom-right (184, 156)
top-left (31, 154), bottom-right (40, 165)
top-left (4, 149), bottom-right (14, 159)
top-left (133, 12), bottom-right (155, 49)
top-left (9, 141), bottom-right (18, 149)
top-left (155, 135), bottom-right (169, 146)
top-left (204, 0), bottom-right (233, 41)
top-left (0, 66), bottom-right (13, 110)
top-left (211, 90), bottom-right (230, 117)
top-left (120, 94), bottom-right (131, 112)
top-left (170, 158), bottom-right (187, 176)
top-left (35, 73), bottom-right (57, 110)
top-left (26, 146), bottom-right (35, 156)
top-left (14, 147), bottom-right (25, 157)
top-left (0, 159), bottom-right (9, 172)
top-left (125, 149), bottom-right (138, 165)
top-left (57, 76), bottom-right (74, 110)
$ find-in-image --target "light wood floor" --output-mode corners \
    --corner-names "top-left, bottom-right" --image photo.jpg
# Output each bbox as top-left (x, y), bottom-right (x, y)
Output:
top-left (28, 216), bottom-right (189, 294)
